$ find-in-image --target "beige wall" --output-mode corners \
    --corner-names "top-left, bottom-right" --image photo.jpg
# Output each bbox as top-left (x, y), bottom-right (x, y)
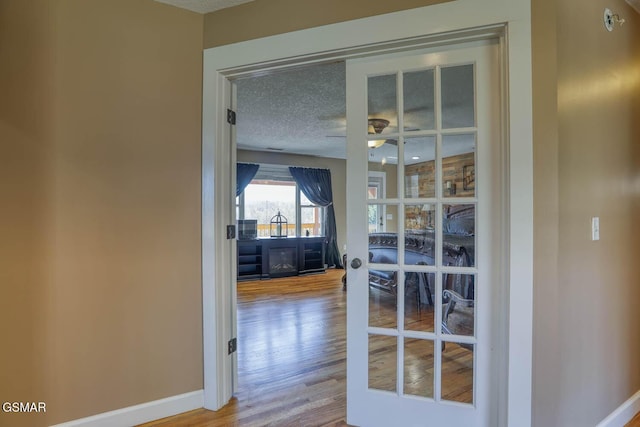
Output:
top-left (238, 150), bottom-right (347, 255)
top-left (0, 1), bottom-right (54, 426)
top-left (531, 0), bottom-right (561, 424)
top-left (203, 0), bottom-right (452, 48)
top-left (1, 0), bottom-right (204, 425)
top-left (532, 0), bottom-right (640, 425)
top-left (4, 0), bottom-right (638, 424)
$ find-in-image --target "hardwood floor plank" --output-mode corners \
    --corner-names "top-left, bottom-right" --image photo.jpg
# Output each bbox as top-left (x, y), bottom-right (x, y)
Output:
top-left (627, 411), bottom-right (640, 427)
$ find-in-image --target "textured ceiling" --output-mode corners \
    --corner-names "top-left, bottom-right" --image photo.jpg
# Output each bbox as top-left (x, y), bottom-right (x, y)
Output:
top-left (154, 0), bottom-right (255, 14)
top-left (236, 62), bottom-right (347, 158)
top-left (236, 61), bottom-right (475, 164)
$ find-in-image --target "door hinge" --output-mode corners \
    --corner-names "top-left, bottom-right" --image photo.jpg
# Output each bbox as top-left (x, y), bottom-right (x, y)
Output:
top-left (227, 109), bottom-right (236, 125)
top-left (228, 337), bottom-right (237, 354)
top-left (227, 224), bottom-right (236, 239)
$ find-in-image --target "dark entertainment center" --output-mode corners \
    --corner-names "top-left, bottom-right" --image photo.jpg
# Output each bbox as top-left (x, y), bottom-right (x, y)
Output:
top-left (237, 236), bottom-right (326, 281)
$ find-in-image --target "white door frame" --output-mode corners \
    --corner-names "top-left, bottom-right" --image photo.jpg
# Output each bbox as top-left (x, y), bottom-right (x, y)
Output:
top-left (202, 2), bottom-right (533, 426)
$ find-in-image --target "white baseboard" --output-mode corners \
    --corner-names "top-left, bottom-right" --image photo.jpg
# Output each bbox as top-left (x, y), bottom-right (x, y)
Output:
top-left (50, 390), bottom-right (204, 427)
top-left (597, 390), bottom-right (640, 427)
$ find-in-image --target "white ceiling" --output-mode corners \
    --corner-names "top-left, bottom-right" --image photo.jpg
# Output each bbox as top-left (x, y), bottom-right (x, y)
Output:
top-left (154, 0), bottom-right (255, 14)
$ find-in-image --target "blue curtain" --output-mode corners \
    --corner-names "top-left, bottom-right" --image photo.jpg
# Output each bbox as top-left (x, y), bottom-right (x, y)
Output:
top-left (289, 167), bottom-right (343, 268)
top-left (236, 163), bottom-right (259, 197)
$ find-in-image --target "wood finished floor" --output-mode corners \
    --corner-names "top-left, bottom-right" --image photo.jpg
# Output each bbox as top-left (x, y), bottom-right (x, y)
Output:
top-left (140, 268), bottom-right (472, 427)
top-left (627, 412), bottom-right (640, 427)
top-left (140, 269), bottom-right (350, 427)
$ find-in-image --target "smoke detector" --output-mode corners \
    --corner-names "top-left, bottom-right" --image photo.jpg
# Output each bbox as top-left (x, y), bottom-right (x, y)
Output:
top-left (604, 8), bottom-right (625, 31)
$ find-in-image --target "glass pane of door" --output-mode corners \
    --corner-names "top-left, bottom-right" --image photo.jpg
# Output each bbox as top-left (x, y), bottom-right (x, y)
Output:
top-left (442, 204), bottom-right (475, 269)
top-left (404, 136), bottom-right (436, 198)
top-left (403, 69), bottom-right (435, 131)
top-left (442, 134), bottom-right (476, 198)
top-left (404, 338), bottom-right (435, 398)
top-left (441, 64), bottom-right (475, 129)
top-left (404, 272), bottom-right (435, 332)
top-left (441, 343), bottom-right (474, 404)
top-left (368, 74), bottom-right (398, 134)
top-left (368, 334), bottom-right (397, 392)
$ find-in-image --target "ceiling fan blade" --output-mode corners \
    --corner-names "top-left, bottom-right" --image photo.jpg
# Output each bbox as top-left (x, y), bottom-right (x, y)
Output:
top-left (318, 114), bottom-right (347, 122)
top-left (403, 106), bottom-right (432, 114)
top-left (367, 138), bottom-right (398, 149)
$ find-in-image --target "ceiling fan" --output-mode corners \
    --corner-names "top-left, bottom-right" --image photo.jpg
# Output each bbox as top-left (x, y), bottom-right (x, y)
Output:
top-left (366, 118), bottom-right (397, 149)
top-left (326, 118), bottom-right (398, 149)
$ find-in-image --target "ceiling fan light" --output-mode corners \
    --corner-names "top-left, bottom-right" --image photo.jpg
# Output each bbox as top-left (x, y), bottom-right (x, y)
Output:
top-left (368, 139), bottom-right (386, 149)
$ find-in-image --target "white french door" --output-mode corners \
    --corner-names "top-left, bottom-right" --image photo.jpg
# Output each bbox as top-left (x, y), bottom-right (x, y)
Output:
top-left (345, 42), bottom-right (502, 426)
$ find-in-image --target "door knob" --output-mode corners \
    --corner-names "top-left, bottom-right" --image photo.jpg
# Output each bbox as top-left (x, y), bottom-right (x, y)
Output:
top-left (350, 258), bottom-right (362, 269)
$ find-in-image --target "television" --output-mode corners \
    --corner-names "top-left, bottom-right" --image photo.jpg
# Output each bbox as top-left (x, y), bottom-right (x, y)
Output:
top-left (237, 219), bottom-right (258, 240)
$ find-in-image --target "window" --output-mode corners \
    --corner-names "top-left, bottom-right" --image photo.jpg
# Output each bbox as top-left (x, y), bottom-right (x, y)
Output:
top-left (300, 191), bottom-right (323, 237)
top-left (243, 180), bottom-right (297, 237)
top-left (368, 184), bottom-right (381, 233)
top-left (237, 164), bottom-right (325, 238)
top-left (368, 172), bottom-right (386, 233)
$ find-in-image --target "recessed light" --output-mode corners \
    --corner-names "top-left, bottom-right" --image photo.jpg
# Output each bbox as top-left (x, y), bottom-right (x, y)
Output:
top-left (412, 156), bottom-right (420, 160)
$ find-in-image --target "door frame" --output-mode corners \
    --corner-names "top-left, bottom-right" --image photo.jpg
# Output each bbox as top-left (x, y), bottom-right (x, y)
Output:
top-left (202, 2), bottom-right (533, 426)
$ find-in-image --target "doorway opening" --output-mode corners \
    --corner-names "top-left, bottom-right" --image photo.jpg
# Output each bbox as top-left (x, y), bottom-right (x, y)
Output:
top-left (231, 61), bottom-right (350, 423)
top-left (230, 41), bottom-right (492, 422)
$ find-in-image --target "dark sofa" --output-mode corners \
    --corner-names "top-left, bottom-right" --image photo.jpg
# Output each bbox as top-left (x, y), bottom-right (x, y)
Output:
top-left (368, 216), bottom-right (475, 302)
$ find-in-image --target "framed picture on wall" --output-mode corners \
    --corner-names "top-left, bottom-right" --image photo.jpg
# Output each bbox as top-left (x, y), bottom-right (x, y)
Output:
top-left (463, 164), bottom-right (475, 191)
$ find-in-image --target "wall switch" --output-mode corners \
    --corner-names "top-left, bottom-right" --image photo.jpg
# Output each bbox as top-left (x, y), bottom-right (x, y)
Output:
top-left (591, 217), bottom-right (600, 241)
top-left (386, 213), bottom-right (393, 220)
